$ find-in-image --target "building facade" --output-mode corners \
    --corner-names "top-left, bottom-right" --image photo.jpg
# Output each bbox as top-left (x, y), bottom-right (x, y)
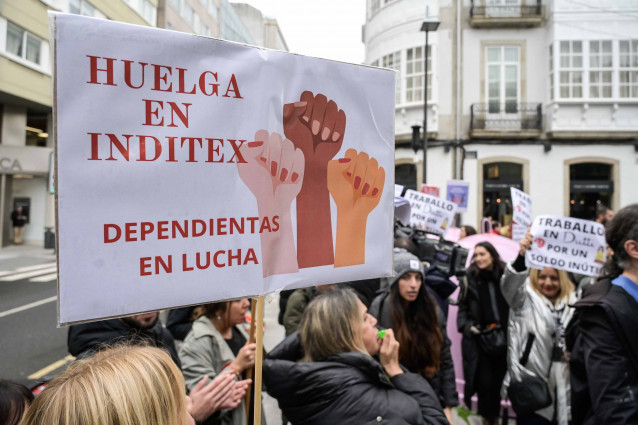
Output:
top-left (0, 0), bottom-right (157, 246)
top-left (363, 0), bottom-right (638, 228)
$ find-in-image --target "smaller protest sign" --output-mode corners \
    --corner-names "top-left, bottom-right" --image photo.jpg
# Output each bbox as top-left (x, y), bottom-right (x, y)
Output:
top-left (404, 189), bottom-right (457, 235)
top-left (512, 223), bottom-right (528, 242)
top-left (511, 188), bottom-right (532, 227)
top-left (420, 184), bottom-right (440, 197)
top-left (527, 215), bottom-right (606, 277)
top-left (395, 184), bottom-right (405, 197)
top-left (447, 180), bottom-right (469, 212)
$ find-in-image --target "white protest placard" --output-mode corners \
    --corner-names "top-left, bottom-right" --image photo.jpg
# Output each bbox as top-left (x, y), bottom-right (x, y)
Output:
top-left (511, 187), bottom-right (532, 227)
top-left (404, 189), bottom-right (457, 235)
top-left (527, 215), bottom-right (606, 277)
top-left (52, 14), bottom-right (395, 324)
top-left (512, 223), bottom-right (528, 242)
top-left (395, 184), bottom-right (405, 197)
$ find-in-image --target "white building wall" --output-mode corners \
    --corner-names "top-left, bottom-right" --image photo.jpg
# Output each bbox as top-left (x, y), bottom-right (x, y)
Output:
top-left (365, 0), bottom-right (445, 139)
top-left (547, 0), bottom-right (638, 134)
top-left (366, 0), bottom-right (638, 225)
top-left (461, 143), bottom-right (638, 227)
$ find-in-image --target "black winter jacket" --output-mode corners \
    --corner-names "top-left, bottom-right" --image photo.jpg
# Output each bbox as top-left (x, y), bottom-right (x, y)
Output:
top-left (166, 306), bottom-right (196, 341)
top-left (263, 333), bottom-right (448, 425)
top-left (67, 318), bottom-right (180, 367)
top-left (369, 291), bottom-right (459, 408)
top-left (567, 278), bottom-right (638, 425)
top-left (456, 272), bottom-right (508, 405)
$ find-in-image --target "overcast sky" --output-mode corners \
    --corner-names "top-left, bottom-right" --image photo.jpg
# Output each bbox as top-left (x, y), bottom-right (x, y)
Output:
top-left (238, 0), bottom-right (367, 64)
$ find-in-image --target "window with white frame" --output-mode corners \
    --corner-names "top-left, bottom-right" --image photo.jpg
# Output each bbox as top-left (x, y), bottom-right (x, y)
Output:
top-left (182, 2), bottom-right (195, 27)
top-left (207, 0), bottom-right (219, 22)
top-left (381, 51), bottom-right (401, 104)
top-left (370, 0), bottom-right (380, 15)
top-left (369, 0), bottom-right (396, 16)
top-left (406, 46), bottom-right (432, 103)
top-left (589, 40), bottom-right (612, 98)
top-left (69, 0), bottom-right (106, 18)
top-left (123, 0), bottom-right (157, 25)
top-left (5, 21), bottom-right (43, 67)
top-left (559, 41), bottom-right (583, 98)
top-left (619, 40), bottom-right (638, 98)
top-left (486, 46), bottom-right (519, 114)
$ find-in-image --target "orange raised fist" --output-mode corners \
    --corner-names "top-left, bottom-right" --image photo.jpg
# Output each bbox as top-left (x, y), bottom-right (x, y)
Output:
top-left (283, 91), bottom-right (347, 269)
top-left (328, 149), bottom-right (385, 267)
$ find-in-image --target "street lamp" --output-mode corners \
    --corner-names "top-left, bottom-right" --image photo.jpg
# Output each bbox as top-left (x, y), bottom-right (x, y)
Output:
top-left (420, 17), bottom-right (440, 184)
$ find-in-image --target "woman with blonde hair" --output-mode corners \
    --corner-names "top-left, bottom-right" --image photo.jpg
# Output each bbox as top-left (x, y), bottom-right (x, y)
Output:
top-left (500, 232), bottom-right (577, 425)
top-left (22, 345), bottom-right (194, 425)
top-left (264, 287), bottom-right (448, 425)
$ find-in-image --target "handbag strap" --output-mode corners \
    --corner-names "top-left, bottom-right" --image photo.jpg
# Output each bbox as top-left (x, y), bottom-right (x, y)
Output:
top-left (520, 332), bottom-right (553, 379)
top-left (487, 281), bottom-right (501, 323)
top-left (519, 333), bottom-right (536, 366)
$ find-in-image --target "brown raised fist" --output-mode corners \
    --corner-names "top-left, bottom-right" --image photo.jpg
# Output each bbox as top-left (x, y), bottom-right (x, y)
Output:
top-left (283, 91), bottom-right (347, 269)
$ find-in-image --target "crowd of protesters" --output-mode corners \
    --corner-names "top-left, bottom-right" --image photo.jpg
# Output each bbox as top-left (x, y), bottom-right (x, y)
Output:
top-left (2, 203), bottom-right (637, 425)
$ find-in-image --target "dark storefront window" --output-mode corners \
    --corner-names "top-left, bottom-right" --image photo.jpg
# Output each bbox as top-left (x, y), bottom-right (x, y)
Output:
top-left (26, 114), bottom-right (48, 147)
top-left (396, 163), bottom-right (417, 191)
top-left (483, 162), bottom-right (523, 225)
top-left (569, 162), bottom-right (613, 220)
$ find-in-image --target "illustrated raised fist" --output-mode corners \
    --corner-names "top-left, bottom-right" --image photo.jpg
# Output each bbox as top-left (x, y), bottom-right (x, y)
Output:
top-left (238, 130), bottom-right (304, 208)
top-left (237, 130), bottom-right (304, 277)
top-left (328, 149), bottom-right (385, 267)
top-left (283, 91), bottom-right (347, 269)
top-left (283, 91), bottom-right (346, 163)
top-left (328, 149), bottom-right (385, 216)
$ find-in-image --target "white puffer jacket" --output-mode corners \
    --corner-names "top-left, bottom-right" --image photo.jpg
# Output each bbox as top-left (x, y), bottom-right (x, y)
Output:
top-left (500, 262), bottom-right (578, 425)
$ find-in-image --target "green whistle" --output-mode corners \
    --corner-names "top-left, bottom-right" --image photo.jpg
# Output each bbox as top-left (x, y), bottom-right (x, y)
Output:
top-left (377, 329), bottom-right (387, 339)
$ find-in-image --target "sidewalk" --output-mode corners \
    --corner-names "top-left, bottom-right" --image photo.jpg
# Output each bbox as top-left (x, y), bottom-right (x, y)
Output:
top-left (0, 243), bottom-right (56, 272)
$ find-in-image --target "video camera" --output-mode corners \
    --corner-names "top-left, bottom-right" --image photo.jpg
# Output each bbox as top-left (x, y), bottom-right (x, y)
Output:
top-left (395, 222), bottom-right (469, 278)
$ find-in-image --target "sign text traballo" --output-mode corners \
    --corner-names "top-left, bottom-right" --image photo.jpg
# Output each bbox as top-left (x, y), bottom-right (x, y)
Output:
top-left (404, 189), bottom-right (457, 235)
top-left (527, 215), bottom-right (606, 276)
top-left (511, 187), bottom-right (532, 227)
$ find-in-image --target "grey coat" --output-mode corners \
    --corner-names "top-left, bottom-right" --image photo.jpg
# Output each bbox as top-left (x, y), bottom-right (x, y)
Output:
top-left (500, 262), bottom-right (577, 424)
top-left (179, 316), bottom-right (248, 425)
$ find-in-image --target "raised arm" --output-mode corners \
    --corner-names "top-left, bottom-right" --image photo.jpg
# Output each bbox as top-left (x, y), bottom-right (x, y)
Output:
top-left (500, 231), bottom-right (532, 310)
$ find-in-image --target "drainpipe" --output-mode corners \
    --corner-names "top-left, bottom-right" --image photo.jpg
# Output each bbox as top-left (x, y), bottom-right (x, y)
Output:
top-left (456, 0), bottom-right (462, 179)
top-left (456, 0), bottom-right (463, 224)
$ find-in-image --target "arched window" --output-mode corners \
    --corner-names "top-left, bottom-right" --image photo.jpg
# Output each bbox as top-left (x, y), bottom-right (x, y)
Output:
top-left (568, 162), bottom-right (614, 220)
top-left (482, 161), bottom-right (524, 226)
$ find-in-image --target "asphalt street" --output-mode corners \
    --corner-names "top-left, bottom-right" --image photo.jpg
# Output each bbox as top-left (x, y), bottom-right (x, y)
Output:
top-left (0, 246), bottom-right (67, 380)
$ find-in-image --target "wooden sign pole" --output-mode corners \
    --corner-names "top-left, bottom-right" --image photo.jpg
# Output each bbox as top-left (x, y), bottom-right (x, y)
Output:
top-left (253, 295), bottom-right (265, 425)
top-left (245, 298), bottom-right (257, 417)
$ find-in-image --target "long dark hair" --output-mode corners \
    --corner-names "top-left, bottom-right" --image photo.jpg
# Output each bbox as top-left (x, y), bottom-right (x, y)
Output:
top-left (602, 204), bottom-right (638, 279)
top-left (467, 241), bottom-right (505, 284)
top-left (390, 278), bottom-right (442, 379)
